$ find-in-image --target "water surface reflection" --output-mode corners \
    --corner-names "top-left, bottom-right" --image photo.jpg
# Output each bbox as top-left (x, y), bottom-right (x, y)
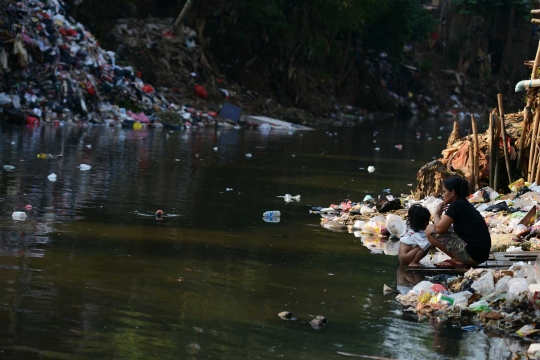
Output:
top-left (0, 120), bottom-right (522, 359)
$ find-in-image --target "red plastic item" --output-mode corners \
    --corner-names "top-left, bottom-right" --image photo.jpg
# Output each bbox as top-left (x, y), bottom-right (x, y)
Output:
top-left (86, 81), bottom-right (95, 96)
top-left (142, 85), bottom-right (155, 93)
top-left (25, 204), bottom-right (32, 210)
top-left (194, 84), bottom-right (208, 99)
top-left (431, 284), bottom-right (447, 293)
top-left (208, 111), bottom-right (218, 118)
top-left (26, 116), bottom-right (39, 126)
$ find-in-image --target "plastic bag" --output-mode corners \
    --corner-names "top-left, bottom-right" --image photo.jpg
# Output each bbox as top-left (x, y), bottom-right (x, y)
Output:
top-left (409, 281), bottom-right (434, 296)
top-left (507, 278), bottom-right (529, 302)
top-left (471, 271), bottom-right (495, 296)
top-left (364, 216), bottom-right (385, 234)
top-left (512, 224), bottom-right (529, 236)
top-left (352, 220), bottom-right (365, 230)
top-left (515, 264), bottom-right (536, 285)
top-left (360, 205), bottom-right (375, 215)
top-left (509, 178), bottom-right (525, 192)
top-left (528, 284), bottom-right (540, 310)
top-left (492, 276), bottom-right (511, 297)
top-left (449, 291), bottom-right (472, 308)
top-left (469, 299), bottom-right (490, 312)
top-left (385, 214), bottom-right (406, 237)
top-left (534, 254), bottom-right (540, 284)
top-left (423, 196), bottom-right (443, 217)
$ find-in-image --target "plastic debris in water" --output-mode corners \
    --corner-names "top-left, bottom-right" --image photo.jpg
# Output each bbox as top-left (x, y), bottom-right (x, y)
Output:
top-left (3, 165), bottom-right (15, 170)
top-left (12, 212), bottom-right (27, 221)
top-left (374, 147), bottom-right (380, 151)
top-left (213, 147), bottom-right (218, 151)
top-left (155, 210), bottom-right (163, 220)
top-left (25, 204), bottom-right (32, 211)
top-left (79, 164), bottom-right (92, 171)
top-left (395, 144), bottom-right (403, 150)
top-left (245, 153), bottom-right (252, 158)
top-left (278, 194), bottom-right (301, 203)
top-left (368, 166), bottom-right (376, 173)
top-left (226, 188), bottom-right (233, 191)
top-left (48, 173), bottom-right (57, 181)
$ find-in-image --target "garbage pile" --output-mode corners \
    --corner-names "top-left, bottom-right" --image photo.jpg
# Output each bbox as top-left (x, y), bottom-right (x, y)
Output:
top-left (395, 261), bottom-right (540, 341)
top-left (0, 0), bottom-right (216, 127)
top-left (314, 178), bottom-right (540, 254)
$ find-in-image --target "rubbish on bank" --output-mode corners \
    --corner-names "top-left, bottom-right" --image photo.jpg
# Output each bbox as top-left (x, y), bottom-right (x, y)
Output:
top-left (12, 212), bottom-right (27, 221)
top-left (47, 173), bottom-right (57, 181)
top-left (385, 214), bottom-right (406, 237)
top-left (367, 166), bottom-right (376, 173)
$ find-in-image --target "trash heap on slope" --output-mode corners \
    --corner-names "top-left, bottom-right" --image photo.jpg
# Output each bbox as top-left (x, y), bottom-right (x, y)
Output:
top-left (395, 263), bottom-right (540, 342)
top-left (0, 0), bottom-right (217, 127)
top-left (314, 179), bottom-right (540, 254)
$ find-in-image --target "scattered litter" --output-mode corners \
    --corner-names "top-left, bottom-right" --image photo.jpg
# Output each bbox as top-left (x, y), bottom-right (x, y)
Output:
top-left (3, 165), bottom-right (15, 171)
top-left (47, 173), bottom-right (57, 181)
top-left (79, 164), bottom-right (92, 171)
top-left (12, 212), bottom-right (27, 221)
top-left (226, 188), bottom-right (233, 191)
top-left (245, 153), bottom-right (253, 158)
top-left (24, 204), bottom-right (32, 211)
top-left (367, 166), bottom-right (375, 173)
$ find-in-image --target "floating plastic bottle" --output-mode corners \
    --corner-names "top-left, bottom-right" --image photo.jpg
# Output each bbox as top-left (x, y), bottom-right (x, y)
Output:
top-left (12, 212), bottom-right (27, 221)
top-left (367, 166), bottom-right (375, 173)
top-left (79, 164), bottom-right (92, 171)
top-left (48, 173), bottom-right (57, 181)
top-left (263, 211), bottom-right (281, 217)
top-left (3, 165), bottom-right (15, 170)
top-left (263, 216), bottom-right (280, 223)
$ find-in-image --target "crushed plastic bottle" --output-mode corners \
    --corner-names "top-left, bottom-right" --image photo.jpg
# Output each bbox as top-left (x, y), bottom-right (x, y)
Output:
top-left (12, 212), bottom-right (27, 221)
top-left (278, 194), bottom-right (301, 203)
top-left (263, 216), bottom-right (280, 223)
top-left (263, 211), bottom-right (281, 217)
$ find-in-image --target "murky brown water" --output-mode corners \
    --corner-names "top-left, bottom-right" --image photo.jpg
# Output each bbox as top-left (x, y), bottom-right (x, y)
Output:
top-left (0, 118), bottom-right (523, 359)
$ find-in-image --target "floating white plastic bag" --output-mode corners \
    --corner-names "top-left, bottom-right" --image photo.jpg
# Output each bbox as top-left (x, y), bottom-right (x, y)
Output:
top-left (471, 271), bottom-right (495, 296)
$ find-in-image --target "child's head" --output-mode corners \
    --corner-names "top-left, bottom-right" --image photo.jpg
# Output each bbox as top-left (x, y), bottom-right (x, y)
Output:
top-left (407, 204), bottom-right (431, 232)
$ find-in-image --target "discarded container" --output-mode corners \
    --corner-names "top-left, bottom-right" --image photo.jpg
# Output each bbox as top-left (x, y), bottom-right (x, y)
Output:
top-left (245, 153), bottom-right (253, 158)
top-left (263, 216), bottom-right (280, 223)
top-left (47, 173), bottom-right (57, 181)
top-left (471, 271), bottom-right (495, 295)
top-left (25, 204), bottom-right (32, 211)
top-left (352, 220), bottom-right (366, 230)
top-left (360, 205), bottom-right (375, 215)
top-left (385, 214), bottom-right (406, 237)
top-left (263, 211), bottom-right (281, 217)
top-left (367, 166), bottom-right (375, 173)
top-left (3, 165), bottom-right (15, 170)
top-left (12, 212), bottom-right (27, 221)
top-left (79, 164), bottom-right (92, 171)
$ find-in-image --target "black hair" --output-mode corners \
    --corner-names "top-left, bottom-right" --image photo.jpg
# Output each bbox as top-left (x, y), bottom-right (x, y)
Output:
top-left (443, 176), bottom-right (470, 199)
top-left (407, 204), bottom-right (431, 232)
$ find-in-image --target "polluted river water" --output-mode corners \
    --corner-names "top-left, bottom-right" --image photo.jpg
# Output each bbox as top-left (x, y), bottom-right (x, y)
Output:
top-left (0, 118), bottom-right (523, 359)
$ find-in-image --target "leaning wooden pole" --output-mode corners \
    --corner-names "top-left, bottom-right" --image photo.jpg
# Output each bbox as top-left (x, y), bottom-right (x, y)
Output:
top-left (498, 94), bottom-right (512, 184)
top-left (171, 0), bottom-right (195, 34)
top-left (529, 110), bottom-right (540, 182)
top-left (516, 106), bottom-right (531, 179)
top-left (489, 114), bottom-right (494, 188)
top-left (471, 115), bottom-right (480, 190)
top-left (492, 111), bottom-right (501, 191)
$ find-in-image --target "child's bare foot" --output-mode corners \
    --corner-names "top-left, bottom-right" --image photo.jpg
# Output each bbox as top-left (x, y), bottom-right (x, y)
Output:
top-left (408, 262), bottom-right (423, 267)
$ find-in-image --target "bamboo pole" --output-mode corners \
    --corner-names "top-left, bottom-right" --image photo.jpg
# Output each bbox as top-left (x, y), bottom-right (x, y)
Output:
top-left (492, 111), bottom-right (501, 191)
top-left (515, 106), bottom-right (531, 179)
top-left (532, 9), bottom-right (540, 14)
top-left (497, 93), bottom-right (512, 184)
top-left (471, 115), bottom-right (479, 190)
top-left (468, 139), bottom-right (474, 187)
top-left (532, 19), bottom-right (540, 24)
top-left (529, 110), bottom-right (540, 182)
top-left (489, 113), bottom-right (494, 188)
top-left (171, 0), bottom-right (195, 34)
top-left (531, 40), bottom-right (540, 78)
